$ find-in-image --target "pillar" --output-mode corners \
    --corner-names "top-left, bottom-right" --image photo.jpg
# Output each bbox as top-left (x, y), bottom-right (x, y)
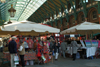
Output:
top-left (85, 18), bottom-right (87, 21)
top-left (98, 14), bottom-right (100, 24)
top-left (98, 1), bottom-right (100, 24)
top-left (67, 23), bottom-right (69, 28)
top-left (61, 25), bottom-right (63, 31)
top-left (75, 20), bottom-right (77, 25)
top-left (85, 18), bottom-right (88, 39)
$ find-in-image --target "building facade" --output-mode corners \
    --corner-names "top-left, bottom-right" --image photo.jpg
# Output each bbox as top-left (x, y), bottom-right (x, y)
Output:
top-left (47, 0), bottom-right (99, 31)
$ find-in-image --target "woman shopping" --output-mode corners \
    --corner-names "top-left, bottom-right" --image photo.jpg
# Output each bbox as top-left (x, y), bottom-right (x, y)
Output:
top-left (53, 39), bottom-right (60, 60)
top-left (18, 40), bottom-right (25, 67)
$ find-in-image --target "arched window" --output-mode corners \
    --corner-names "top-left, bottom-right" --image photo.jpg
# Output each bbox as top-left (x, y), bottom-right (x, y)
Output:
top-left (57, 21), bottom-right (61, 28)
top-left (53, 22), bottom-right (55, 27)
top-left (81, 15), bottom-right (85, 22)
top-left (92, 11), bottom-right (97, 19)
top-left (72, 17), bottom-right (75, 25)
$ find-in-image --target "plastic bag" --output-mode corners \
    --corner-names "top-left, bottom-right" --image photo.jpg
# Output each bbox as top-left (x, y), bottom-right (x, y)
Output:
top-left (29, 60), bottom-right (34, 65)
top-left (41, 54), bottom-right (46, 61)
top-left (14, 55), bottom-right (19, 65)
top-left (26, 61), bottom-right (29, 65)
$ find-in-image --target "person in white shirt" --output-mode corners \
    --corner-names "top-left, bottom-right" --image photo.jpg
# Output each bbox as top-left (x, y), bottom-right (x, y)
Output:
top-left (18, 40), bottom-right (25, 67)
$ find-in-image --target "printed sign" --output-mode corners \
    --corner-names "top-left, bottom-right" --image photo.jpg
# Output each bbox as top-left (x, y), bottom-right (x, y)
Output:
top-left (85, 40), bottom-right (92, 47)
top-left (91, 40), bottom-right (98, 47)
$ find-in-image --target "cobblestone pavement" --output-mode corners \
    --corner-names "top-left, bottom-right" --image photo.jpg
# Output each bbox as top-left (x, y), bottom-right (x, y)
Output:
top-left (0, 55), bottom-right (100, 67)
top-left (24, 56), bottom-right (100, 67)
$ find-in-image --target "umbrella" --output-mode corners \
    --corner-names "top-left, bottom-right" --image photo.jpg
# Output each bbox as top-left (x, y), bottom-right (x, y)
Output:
top-left (60, 21), bottom-right (100, 35)
top-left (0, 21), bottom-right (60, 35)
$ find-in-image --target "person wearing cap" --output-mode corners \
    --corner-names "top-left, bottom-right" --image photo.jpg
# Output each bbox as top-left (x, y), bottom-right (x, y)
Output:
top-left (8, 36), bottom-right (17, 67)
top-left (18, 39), bottom-right (25, 67)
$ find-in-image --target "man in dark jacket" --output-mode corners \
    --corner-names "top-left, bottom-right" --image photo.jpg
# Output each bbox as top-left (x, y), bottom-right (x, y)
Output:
top-left (8, 36), bottom-right (17, 67)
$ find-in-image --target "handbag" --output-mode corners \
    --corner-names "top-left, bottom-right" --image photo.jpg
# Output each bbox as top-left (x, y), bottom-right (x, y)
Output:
top-left (14, 55), bottom-right (19, 65)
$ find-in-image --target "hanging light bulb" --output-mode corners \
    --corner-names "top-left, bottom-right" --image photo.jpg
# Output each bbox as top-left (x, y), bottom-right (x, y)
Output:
top-left (8, 4), bottom-right (16, 17)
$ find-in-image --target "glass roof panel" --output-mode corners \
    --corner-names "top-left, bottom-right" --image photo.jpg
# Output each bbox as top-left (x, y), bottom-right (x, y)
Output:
top-left (16, 4), bottom-right (24, 6)
top-left (17, 2), bottom-right (25, 4)
top-left (18, 0), bottom-right (47, 21)
top-left (0, 0), bottom-right (47, 21)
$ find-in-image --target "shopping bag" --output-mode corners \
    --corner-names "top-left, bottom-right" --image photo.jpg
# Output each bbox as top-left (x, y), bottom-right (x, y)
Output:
top-left (14, 55), bottom-right (19, 65)
top-left (26, 61), bottom-right (29, 65)
top-left (29, 60), bottom-right (34, 65)
top-left (41, 54), bottom-right (46, 61)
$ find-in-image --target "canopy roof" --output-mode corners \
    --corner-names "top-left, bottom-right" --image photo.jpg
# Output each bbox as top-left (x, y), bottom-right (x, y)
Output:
top-left (60, 22), bottom-right (100, 35)
top-left (0, 20), bottom-right (60, 35)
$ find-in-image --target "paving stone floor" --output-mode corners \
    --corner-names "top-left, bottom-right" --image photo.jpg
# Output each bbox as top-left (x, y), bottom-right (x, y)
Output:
top-left (0, 53), bottom-right (100, 67)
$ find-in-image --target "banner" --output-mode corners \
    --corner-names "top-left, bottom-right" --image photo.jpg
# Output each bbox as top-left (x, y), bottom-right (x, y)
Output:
top-left (85, 40), bottom-right (92, 47)
top-left (91, 40), bottom-right (98, 47)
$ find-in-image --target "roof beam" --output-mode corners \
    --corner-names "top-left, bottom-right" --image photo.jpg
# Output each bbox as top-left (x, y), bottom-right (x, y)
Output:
top-left (35, 12), bottom-right (44, 23)
top-left (69, 0), bottom-right (77, 20)
top-left (53, 0), bottom-right (61, 8)
top-left (46, 1), bottom-right (54, 15)
top-left (50, 0), bottom-right (59, 13)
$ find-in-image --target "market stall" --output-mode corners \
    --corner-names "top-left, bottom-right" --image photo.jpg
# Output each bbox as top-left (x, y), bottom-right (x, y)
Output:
top-left (0, 20), bottom-right (60, 36)
top-left (3, 52), bottom-right (38, 61)
top-left (65, 40), bottom-right (98, 59)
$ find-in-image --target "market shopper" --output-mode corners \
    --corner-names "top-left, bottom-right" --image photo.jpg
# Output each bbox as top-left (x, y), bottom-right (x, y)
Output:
top-left (61, 39), bottom-right (67, 58)
top-left (0, 40), bottom-right (3, 52)
top-left (49, 39), bottom-right (54, 53)
top-left (18, 40), bottom-right (25, 67)
top-left (71, 37), bottom-right (80, 61)
top-left (49, 38), bottom-right (54, 63)
top-left (8, 36), bottom-right (17, 67)
top-left (53, 39), bottom-right (60, 60)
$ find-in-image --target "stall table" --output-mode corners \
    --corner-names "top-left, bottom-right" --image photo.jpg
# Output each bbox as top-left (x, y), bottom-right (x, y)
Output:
top-left (3, 52), bottom-right (49, 64)
top-left (66, 47), bottom-right (97, 58)
top-left (3, 52), bottom-right (38, 61)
